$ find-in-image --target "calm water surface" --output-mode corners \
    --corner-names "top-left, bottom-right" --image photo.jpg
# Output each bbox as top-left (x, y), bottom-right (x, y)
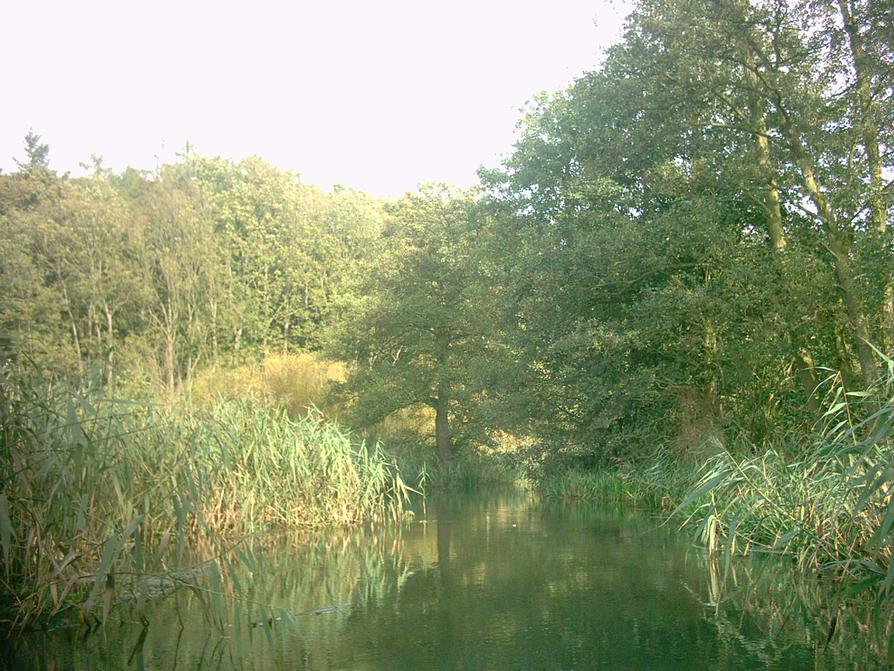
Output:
top-left (4, 488), bottom-right (889, 670)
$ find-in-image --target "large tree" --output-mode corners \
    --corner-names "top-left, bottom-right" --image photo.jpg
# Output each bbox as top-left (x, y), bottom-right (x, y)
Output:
top-left (483, 0), bottom-right (892, 458)
top-left (331, 185), bottom-right (500, 464)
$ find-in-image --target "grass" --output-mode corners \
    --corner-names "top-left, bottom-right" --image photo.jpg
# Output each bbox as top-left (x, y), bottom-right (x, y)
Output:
top-left (385, 441), bottom-right (522, 491)
top-left (527, 446), bottom-right (693, 510)
top-left (0, 365), bottom-right (412, 628)
top-left (538, 468), bottom-right (641, 504)
top-left (534, 459), bottom-right (692, 509)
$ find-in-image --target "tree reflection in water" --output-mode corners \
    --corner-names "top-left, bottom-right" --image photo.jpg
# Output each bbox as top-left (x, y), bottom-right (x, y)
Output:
top-left (4, 488), bottom-right (892, 670)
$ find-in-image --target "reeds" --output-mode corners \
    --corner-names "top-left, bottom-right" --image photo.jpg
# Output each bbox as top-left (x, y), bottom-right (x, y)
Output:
top-left (534, 449), bottom-right (690, 509)
top-left (529, 351), bottom-right (894, 595)
top-left (0, 366), bottom-right (411, 628)
top-left (676, 353), bottom-right (894, 590)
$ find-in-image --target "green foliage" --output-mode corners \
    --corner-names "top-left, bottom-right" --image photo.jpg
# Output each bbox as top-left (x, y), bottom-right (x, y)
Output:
top-left (14, 131), bottom-right (50, 172)
top-left (482, 0), bottom-right (893, 460)
top-left (0, 148), bottom-right (387, 394)
top-left (329, 184), bottom-right (508, 464)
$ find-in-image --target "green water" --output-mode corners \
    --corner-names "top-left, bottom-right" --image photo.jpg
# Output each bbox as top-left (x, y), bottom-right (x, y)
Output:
top-left (4, 489), bottom-right (891, 670)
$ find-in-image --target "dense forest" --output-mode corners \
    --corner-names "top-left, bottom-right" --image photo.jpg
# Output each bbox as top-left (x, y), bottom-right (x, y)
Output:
top-left (2, 0), bottom-right (893, 630)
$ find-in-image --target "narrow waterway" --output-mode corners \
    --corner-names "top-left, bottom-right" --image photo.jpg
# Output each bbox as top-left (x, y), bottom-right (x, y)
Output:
top-left (4, 488), bottom-right (888, 670)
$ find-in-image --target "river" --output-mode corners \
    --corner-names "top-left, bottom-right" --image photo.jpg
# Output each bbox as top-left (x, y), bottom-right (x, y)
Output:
top-left (3, 488), bottom-right (889, 669)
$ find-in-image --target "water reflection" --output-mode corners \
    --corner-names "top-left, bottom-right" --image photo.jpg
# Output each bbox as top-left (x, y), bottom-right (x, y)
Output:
top-left (4, 488), bottom-right (892, 670)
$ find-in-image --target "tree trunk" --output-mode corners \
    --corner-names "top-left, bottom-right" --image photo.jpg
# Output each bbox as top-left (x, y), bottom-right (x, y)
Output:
top-left (836, 0), bottom-right (887, 234)
top-left (741, 61), bottom-right (823, 416)
top-left (835, 323), bottom-right (860, 390)
top-left (781, 122), bottom-right (877, 385)
top-left (795, 348), bottom-right (820, 419)
top-left (826, 224), bottom-right (877, 386)
top-left (743, 43), bottom-right (786, 251)
top-left (836, 0), bottom-right (892, 350)
top-left (435, 391), bottom-right (452, 466)
top-left (210, 296), bottom-right (219, 361)
top-left (104, 303), bottom-right (115, 387)
top-left (743, 53), bottom-right (825, 416)
top-left (164, 332), bottom-right (176, 394)
top-left (60, 281), bottom-right (83, 373)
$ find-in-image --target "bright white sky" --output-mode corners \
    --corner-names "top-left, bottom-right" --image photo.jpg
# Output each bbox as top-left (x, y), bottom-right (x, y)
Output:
top-left (2, 0), bottom-right (630, 196)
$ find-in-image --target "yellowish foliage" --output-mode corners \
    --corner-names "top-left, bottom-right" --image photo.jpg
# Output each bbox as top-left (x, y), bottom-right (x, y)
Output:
top-left (370, 404), bottom-right (434, 443)
top-left (191, 352), bottom-right (346, 417)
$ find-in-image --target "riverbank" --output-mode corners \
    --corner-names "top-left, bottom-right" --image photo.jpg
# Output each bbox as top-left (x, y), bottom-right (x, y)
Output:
top-left (0, 368), bottom-right (412, 628)
top-left (533, 367), bottom-right (894, 594)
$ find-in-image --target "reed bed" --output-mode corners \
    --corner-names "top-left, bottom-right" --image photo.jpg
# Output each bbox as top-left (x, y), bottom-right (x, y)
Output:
top-left (533, 449), bottom-right (690, 509)
top-left (0, 367), bottom-right (411, 628)
top-left (538, 469), bottom-right (631, 503)
top-left (389, 445), bottom-right (522, 491)
top-left (677, 357), bottom-right (894, 590)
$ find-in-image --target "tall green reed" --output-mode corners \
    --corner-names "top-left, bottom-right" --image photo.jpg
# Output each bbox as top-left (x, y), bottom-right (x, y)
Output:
top-left (0, 366), bottom-right (411, 628)
top-left (675, 350), bottom-right (894, 591)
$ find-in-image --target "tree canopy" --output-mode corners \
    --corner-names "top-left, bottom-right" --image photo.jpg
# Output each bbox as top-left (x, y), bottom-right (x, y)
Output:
top-left (2, 0), bottom-right (891, 466)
